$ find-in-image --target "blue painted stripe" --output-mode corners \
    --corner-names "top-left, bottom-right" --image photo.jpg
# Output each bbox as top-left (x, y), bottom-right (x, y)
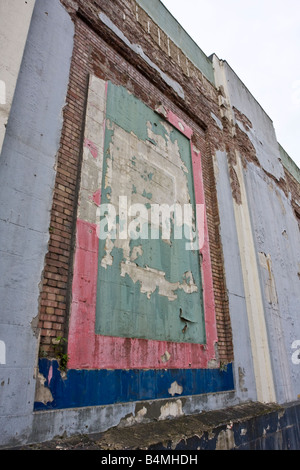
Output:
top-left (34, 359), bottom-right (234, 411)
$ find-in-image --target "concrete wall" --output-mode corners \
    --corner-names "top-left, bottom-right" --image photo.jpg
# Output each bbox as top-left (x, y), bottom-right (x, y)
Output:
top-left (213, 148), bottom-right (258, 403)
top-left (0, 0), bottom-right (74, 448)
top-left (0, 0), bottom-right (36, 154)
top-left (212, 55), bottom-right (300, 405)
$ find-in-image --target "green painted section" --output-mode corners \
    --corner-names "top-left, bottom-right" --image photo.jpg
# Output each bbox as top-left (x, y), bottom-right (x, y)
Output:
top-left (136, 0), bottom-right (215, 85)
top-left (105, 82), bottom-right (170, 142)
top-left (279, 143), bottom-right (300, 183)
top-left (95, 83), bottom-right (205, 344)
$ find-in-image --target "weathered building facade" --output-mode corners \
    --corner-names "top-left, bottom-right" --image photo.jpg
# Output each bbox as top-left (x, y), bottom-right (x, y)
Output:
top-left (0, 0), bottom-right (299, 448)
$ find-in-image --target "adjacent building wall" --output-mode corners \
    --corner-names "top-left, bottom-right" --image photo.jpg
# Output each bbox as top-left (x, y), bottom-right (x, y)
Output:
top-left (212, 55), bottom-right (300, 404)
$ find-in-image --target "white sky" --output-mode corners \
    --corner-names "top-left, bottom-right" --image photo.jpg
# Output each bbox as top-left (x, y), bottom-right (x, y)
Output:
top-left (161, 0), bottom-right (300, 168)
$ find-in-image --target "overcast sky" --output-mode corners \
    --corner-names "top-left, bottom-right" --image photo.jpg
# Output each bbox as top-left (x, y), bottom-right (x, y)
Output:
top-left (161, 0), bottom-right (300, 168)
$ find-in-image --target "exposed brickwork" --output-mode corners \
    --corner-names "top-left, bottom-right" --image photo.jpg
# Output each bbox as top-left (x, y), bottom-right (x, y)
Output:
top-left (38, 0), bottom-right (234, 362)
top-left (38, 16), bottom-right (89, 353)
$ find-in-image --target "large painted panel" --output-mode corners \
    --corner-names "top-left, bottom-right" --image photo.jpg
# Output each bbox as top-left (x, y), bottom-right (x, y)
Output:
top-left (67, 75), bottom-right (219, 371)
top-left (34, 75), bottom-right (234, 411)
top-left (96, 82), bottom-right (205, 344)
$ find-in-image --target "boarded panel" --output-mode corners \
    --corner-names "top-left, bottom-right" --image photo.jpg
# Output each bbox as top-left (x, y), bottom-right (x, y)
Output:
top-left (95, 83), bottom-right (205, 344)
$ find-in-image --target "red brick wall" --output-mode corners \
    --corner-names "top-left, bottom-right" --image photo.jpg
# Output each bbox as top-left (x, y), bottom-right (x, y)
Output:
top-left (38, 0), bottom-right (234, 363)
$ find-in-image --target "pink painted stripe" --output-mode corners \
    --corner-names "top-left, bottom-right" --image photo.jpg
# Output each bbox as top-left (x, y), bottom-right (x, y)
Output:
top-left (191, 143), bottom-right (218, 357)
top-left (166, 110), bottom-right (193, 139)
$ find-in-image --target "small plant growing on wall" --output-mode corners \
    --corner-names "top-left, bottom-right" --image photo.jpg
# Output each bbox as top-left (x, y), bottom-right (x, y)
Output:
top-left (219, 362), bottom-right (228, 372)
top-left (52, 336), bottom-right (69, 372)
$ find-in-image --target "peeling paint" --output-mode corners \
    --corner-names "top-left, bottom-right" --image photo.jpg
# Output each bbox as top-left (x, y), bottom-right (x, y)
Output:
top-left (159, 400), bottom-right (183, 420)
top-left (100, 236), bottom-right (114, 269)
top-left (35, 372), bottom-right (54, 405)
top-left (130, 245), bottom-right (143, 262)
top-left (120, 263), bottom-right (198, 301)
top-left (125, 406), bottom-right (148, 426)
top-left (258, 252), bottom-right (278, 306)
top-left (48, 363), bottom-right (53, 385)
top-left (120, 262), bottom-right (189, 301)
top-left (216, 428), bottom-right (235, 450)
top-left (161, 351), bottom-right (171, 363)
top-left (168, 381), bottom-right (183, 396)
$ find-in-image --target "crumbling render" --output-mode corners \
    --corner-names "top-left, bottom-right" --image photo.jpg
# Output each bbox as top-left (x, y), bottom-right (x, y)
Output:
top-left (258, 253), bottom-right (278, 307)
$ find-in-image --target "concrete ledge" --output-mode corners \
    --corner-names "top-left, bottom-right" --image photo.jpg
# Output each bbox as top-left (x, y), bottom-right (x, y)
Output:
top-left (95, 401), bottom-right (300, 450)
top-left (11, 401), bottom-right (300, 450)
